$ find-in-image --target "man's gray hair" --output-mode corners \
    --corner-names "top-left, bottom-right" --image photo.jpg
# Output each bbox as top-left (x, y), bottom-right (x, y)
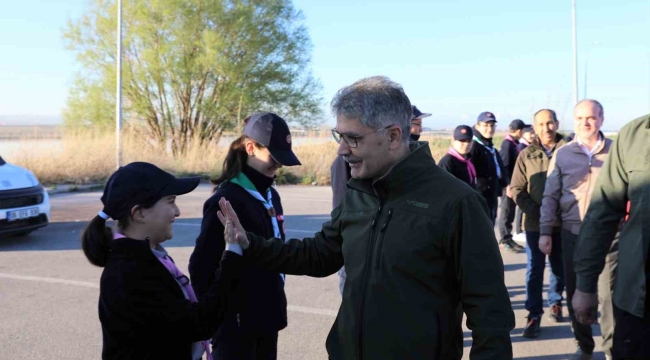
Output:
top-left (330, 76), bottom-right (412, 144)
top-left (576, 99), bottom-right (604, 117)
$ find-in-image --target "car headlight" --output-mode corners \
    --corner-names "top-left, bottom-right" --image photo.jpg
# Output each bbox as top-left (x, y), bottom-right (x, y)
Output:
top-left (26, 172), bottom-right (40, 187)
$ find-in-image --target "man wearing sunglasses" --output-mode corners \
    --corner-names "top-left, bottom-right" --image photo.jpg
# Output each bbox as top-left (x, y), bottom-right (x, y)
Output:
top-left (218, 76), bottom-right (515, 359)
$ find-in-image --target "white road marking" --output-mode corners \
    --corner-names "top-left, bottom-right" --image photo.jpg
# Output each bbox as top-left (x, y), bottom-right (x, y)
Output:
top-left (0, 272), bottom-right (337, 317)
top-left (287, 305), bottom-right (337, 317)
top-left (174, 222), bottom-right (316, 234)
top-left (0, 273), bottom-right (99, 288)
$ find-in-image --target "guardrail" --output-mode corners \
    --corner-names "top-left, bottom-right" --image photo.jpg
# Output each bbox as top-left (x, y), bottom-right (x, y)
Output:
top-left (0, 126), bottom-right (62, 140)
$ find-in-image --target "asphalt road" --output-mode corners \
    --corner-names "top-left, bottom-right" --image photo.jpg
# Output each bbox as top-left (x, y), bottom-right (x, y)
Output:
top-left (0, 184), bottom-right (608, 359)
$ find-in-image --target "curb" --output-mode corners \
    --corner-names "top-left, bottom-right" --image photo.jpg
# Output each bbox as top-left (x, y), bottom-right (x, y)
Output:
top-left (46, 184), bottom-right (104, 196)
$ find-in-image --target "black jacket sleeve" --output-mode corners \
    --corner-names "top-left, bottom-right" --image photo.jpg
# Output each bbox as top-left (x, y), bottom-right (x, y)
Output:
top-left (499, 141), bottom-right (515, 182)
top-left (496, 149), bottom-right (508, 188)
top-left (448, 192), bottom-right (515, 359)
top-left (189, 195), bottom-right (228, 298)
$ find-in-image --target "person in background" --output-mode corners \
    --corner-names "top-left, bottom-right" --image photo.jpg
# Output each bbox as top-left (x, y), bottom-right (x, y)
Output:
top-left (539, 100), bottom-right (616, 360)
top-left (189, 112), bottom-right (301, 360)
top-left (409, 105), bottom-right (431, 141)
top-left (81, 162), bottom-right (243, 360)
top-left (510, 109), bottom-right (566, 339)
top-left (471, 111), bottom-right (508, 224)
top-left (330, 155), bottom-right (351, 295)
top-left (438, 125), bottom-right (477, 189)
top-left (513, 126), bottom-right (536, 242)
top-left (518, 126), bottom-right (536, 151)
top-left (498, 119), bottom-right (529, 253)
top-left (572, 113), bottom-right (650, 360)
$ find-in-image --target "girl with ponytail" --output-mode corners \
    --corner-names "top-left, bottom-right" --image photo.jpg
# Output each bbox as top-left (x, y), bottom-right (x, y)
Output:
top-left (81, 162), bottom-right (243, 360)
top-left (189, 113), bottom-right (301, 360)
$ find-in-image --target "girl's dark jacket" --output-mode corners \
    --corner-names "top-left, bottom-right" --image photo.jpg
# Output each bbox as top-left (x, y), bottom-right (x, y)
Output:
top-left (99, 237), bottom-right (242, 360)
top-left (189, 165), bottom-right (288, 336)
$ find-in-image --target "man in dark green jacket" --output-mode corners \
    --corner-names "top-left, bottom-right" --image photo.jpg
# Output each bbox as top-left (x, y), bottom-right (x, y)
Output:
top-left (572, 114), bottom-right (650, 360)
top-left (510, 109), bottom-right (566, 339)
top-left (217, 76), bottom-right (515, 360)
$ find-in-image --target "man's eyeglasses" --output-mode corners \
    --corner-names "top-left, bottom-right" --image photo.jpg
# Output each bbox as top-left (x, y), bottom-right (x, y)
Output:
top-left (331, 125), bottom-right (394, 148)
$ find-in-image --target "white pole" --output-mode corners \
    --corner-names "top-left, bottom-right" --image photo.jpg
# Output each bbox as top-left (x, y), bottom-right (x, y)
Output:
top-left (116, 0), bottom-right (123, 169)
top-left (572, 0), bottom-right (579, 105)
top-left (584, 42), bottom-right (600, 99)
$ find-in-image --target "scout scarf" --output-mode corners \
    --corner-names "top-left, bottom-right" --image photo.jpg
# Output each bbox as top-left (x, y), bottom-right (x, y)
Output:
top-left (230, 172), bottom-right (285, 281)
top-left (473, 135), bottom-right (502, 179)
top-left (446, 147), bottom-right (477, 186)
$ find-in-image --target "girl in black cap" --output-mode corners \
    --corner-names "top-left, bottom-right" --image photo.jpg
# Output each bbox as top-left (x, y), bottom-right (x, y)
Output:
top-left (81, 162), bottom-right (243, 360)
top-left (189, 113), bottom-right (301, 360)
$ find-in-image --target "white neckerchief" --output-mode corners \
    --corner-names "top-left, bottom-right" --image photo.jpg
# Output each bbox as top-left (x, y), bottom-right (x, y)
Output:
top-left (230, 173), bottom-right (285, 281)
top-left (473, 136), bottom-right (502, 178)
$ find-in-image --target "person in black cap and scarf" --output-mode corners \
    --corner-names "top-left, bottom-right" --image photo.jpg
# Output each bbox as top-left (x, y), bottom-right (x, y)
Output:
top-left (438, 125), bottom-right (477, 189)
top-left (410, 105), bottom-right (431, 141)
top-left (470, 111), bottom-right (508, 225)
top-left (81, 162), bottom-right (243, 360)
top-left (189, 112), bottom-right (301, 360)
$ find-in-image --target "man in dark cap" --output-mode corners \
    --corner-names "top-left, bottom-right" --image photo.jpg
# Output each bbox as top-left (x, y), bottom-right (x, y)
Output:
top-left (470, 111), bottom-right (507, 225)
top-left (497, 119), bottom-right (529, 253)
top-left (410, 105), bottom-right (431, 141)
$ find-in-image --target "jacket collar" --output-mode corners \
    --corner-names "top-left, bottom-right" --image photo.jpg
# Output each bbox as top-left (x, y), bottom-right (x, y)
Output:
top-left (241, 165), bottom-right (274, 195)
top-left (528, 133), bottom-right (566, 153)
top-left (110, 237), bottom-right (157, 260)
top-left (347, 142), bottom-right (435, 203)
top-left (566, 131), bottom-right (609, 155)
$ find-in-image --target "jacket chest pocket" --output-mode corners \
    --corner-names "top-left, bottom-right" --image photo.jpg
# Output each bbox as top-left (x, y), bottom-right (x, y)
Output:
top-left (374, 209), bottom-right (446, 278)
top-left (626, 155), bottom-right (649, 205)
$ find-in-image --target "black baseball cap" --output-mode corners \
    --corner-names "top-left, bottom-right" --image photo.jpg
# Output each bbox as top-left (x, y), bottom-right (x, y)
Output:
top-left (522, 126), bottom-right (534, 134)
top-left (244, 112), bottom-right (301, 167)
top-left (477, 111), bottom-right (497, 124)
top-left (412, 105), bottom-right (432, 120)
top-left (100, 162), bottom-right (200, 220)
top-left (453, 125), bottom-right (473, 141)
top-left (509, 119), bottom-right (530, 131)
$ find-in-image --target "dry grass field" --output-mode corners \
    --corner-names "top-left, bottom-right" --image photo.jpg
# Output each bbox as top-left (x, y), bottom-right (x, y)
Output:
top-left (9, 129), bottom-right (503, 186)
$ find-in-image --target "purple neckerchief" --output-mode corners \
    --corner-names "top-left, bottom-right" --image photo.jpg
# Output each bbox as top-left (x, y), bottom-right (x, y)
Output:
top-left (447, 147), bottom-right (477, 186)
top-left (113, 232), bottom-right (212, 360)
top-left (505, 134), bottom-right (520, 153)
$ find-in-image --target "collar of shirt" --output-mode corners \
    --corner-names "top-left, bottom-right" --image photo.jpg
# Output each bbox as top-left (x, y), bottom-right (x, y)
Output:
top-left (577, 133), bottom-right (603, 158)
top-left (541, 143), bottom-right (554, 158)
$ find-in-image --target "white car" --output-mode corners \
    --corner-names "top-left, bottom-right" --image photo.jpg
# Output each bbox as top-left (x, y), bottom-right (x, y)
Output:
top-left (0, 156), bottom-right (50, 237)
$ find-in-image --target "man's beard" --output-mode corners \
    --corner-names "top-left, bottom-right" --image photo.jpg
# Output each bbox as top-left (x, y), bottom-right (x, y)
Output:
top-left (410, 133), bottom-right (420, 141)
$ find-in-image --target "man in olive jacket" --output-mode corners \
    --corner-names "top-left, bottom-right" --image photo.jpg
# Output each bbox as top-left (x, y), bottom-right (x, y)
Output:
top-left (219, 76), bottom-right (515, 360)
top-left (510, 109), bottom-right (566, 339)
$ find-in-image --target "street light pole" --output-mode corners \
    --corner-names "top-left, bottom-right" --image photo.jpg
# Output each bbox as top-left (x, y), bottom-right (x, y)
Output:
top-left (116, 0), bottom-right (123, 169)
top-left (584, 41), bottom-right (600, 99)
top-left (572, 0), bottom-right (579, 105)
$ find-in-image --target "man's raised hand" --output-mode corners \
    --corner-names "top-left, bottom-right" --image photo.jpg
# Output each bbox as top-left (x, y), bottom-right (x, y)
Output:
top-left (217, 197), bottom-right (249, 249)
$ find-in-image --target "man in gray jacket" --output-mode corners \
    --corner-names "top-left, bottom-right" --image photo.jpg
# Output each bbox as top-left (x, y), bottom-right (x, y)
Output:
top-left (539, 100), bottom-right (616, 360)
